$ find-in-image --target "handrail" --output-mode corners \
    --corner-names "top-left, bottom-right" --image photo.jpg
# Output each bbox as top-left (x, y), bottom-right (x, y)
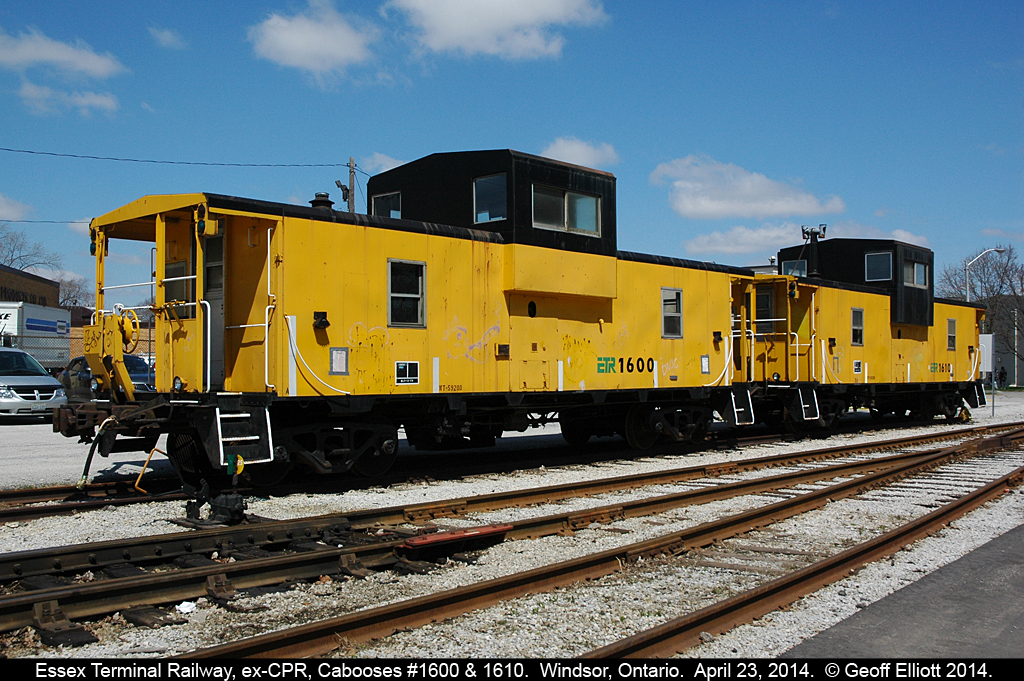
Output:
top-left (160, 274), bottom-right (197, 285)
top-left (967, 346), bottom-right (980, 382)
top-left (101, 281), bottom-right (155, 292)
top-left (704, 336), bottom-right (734, 387)
top-left (790, 331), bottom-right (800, 382)
top-left (199, 300), bottom-right (211, 392)
top-left (285, 320), bottom-right (349, 395)
top-left (820, 339), bottom-right (843, 384)
top-left (265, 225), bottom-right (277, 392)
top-left (810, 333), bottom-right (816, 381)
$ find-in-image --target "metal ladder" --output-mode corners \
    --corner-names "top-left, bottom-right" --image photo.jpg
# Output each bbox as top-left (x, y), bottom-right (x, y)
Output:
top-left (797, 386), bottom-right (820, 421)
top-left (215, 405), bottom-right (275, 466)
top-left (730, 388), bottom-right (756, 426)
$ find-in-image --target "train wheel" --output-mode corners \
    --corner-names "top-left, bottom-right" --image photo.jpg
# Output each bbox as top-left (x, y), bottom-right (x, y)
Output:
top-left (560, 416), bottom-right (592, 446)
top-left (623, 405), bottom-right (659, 450)
top-left (353, 438), bottom-right (398, 477)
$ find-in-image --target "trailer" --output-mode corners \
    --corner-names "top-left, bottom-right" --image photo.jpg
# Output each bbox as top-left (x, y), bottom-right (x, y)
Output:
top-left (0, 301), bottom-right (71, 371)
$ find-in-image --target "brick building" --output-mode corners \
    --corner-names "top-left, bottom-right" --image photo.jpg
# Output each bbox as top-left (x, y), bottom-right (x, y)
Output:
top-left (0, 262), bottom-right (59, 307)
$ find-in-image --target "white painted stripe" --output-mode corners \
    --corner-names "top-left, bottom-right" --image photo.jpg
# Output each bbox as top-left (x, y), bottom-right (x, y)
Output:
top-left (557, 360), bottom-right (564, 391)
top-left (287, 315), bottom-right (297, 396)
top-left (433, 357), bottom-right (440, 393)
top-left (654, 361), bottom-right (658, 388)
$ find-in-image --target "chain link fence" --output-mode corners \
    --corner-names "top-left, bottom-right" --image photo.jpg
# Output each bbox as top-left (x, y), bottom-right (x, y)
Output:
top-left (0, 334), bottom-right (71, 372)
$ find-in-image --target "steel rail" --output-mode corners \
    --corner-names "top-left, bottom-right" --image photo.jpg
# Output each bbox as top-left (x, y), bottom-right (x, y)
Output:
top-left (177, 430), bottom-right (1021, 658)
top-left (2, 422), bottom-right (1006, 583)
top-left (584, 463), bottom-right (1024, 658)
top-left (2, 421), bottom-right (1012, 526)
top-left (0, 444), bottom-right (965, 634)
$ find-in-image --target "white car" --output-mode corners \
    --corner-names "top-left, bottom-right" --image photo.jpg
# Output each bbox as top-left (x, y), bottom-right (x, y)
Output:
top-left (0, 347), bottom-right (67, 418)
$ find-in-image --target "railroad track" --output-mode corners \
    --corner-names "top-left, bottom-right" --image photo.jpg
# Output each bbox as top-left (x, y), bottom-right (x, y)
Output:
top-left (0, 415), bottom-right (979, 525)
top-left (584, 463), bottom-right (1024, 657)
top-left (0, 424), bottom-right (1018, 650)
top-left (0, 421), bottom-right (1006, 584)
top-left (174, 426), bottom-right (1024, 658)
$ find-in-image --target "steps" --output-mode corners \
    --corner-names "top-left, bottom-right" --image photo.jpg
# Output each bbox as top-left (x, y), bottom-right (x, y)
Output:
top-left (214, 406), bottom-right (274, 466)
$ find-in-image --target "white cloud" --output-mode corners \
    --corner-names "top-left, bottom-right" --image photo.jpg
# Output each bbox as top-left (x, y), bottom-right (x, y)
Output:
top-left (141, 101), bottom-right (155, 112)
top-left (248, 0), bottom-right (376, 85)
top-left (25, 266), bottom-right (87, 282)
top-left (0, 27), bottom-right (127, 78)
top-left (540, 137), bottom-right (618, 169)
top-left (68, 217), bottom-right (92, 236)
top-left (388, 0), bottom-right (606, 59)
top-left (0, 193), bottom-right (31, 221)
top-left (650, 155), bottom-right (846, 220)
top-left (685, 223), bottom-right (803, 256)
top-left (148, 26), bottom-right (186, 50)
top-left (361, 152), bottom-right (407, 174)
top-left (828, 220), bottom-right (930, 247)
top-left (683, 220), bottom-right (930, 258)
top-left (19, 81), bottom-right (118, 115)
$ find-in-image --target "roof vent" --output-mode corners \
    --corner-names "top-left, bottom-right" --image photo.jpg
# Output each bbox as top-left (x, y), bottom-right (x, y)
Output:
top-left (309, 192), bottom-right (334, 209)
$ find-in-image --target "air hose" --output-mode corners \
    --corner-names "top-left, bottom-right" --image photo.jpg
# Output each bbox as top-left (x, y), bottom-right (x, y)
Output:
top-left (77, 416), bottom-right (117, 490)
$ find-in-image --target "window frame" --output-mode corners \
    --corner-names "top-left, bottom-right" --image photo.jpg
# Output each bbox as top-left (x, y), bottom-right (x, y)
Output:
top-left (661, 287), bottom-right (683, 339)
top-left (755, 286), bottom-right (775, 335)
top-left (851, 307), bottom-right (865, 347)
top-left (864, 252), bottom-right (893, 282)
top-left (531, 183), bottom-right (602, 237)
top-left (947, 318), bottom-right (956, 351)
top-left (473, 173), bottom-right (507, 224)
top-left (387, 259), bottom-right (426, 328)
top-left (164, 260), bottom-right (195, 319)
top-left (371, 192), bottom-right (401, 219)
top-left (781, 260), bottom-right (807, 277)
top-left (903, 260), bottom-right (929, 288)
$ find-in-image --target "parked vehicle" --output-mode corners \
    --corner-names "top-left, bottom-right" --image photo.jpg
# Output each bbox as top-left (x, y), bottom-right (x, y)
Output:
top-left (0, 347), bottom-right (67, 417)
top-left (0, 302), bottom-right (71, 372)
top-left (58, 354), bottom-right (156, 402)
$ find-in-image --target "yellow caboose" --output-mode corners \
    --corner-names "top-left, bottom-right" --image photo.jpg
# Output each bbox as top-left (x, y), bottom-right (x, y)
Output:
top-left (56, 150), bottom-right (984, 500)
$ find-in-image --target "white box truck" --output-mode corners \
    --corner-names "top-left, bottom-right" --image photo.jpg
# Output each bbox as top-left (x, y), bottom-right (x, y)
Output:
top-left (0, 302), bottom-right (72, 371)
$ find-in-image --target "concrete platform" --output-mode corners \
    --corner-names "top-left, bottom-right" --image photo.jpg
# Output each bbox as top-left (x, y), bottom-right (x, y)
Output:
top-left (784, 523), bottom-right (1024, 657)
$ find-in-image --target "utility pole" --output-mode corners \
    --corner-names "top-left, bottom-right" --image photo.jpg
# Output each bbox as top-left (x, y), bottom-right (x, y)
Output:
top-left (348, 157), bottom-right (356, 213)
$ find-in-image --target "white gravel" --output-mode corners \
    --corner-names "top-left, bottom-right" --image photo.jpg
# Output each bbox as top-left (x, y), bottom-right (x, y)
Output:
top-left (1, 392), bottom-right (1022, 658)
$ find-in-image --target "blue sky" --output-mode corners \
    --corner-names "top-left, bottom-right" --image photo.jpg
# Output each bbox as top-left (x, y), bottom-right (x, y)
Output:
top-left (0, 0), bottom-right (1020, 303)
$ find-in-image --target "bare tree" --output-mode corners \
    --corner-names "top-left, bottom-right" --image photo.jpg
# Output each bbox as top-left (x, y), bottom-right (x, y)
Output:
top-left (0, 221), bottom-right (64, 272)
top-left (938, 245), bottom-right (1024, 374)
top-left (1, 221), bottom-right (94, 308)
top-left (58, 275), bottom-right (95, 307)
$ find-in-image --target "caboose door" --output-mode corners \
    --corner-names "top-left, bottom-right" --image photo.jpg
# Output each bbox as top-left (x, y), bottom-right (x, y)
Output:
top-left (204, 234), bottom-right (225, 390)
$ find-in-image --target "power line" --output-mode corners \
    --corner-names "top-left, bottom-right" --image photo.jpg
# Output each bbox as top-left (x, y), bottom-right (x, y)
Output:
top-left (1, 146), bottom-right (355, 168)
top-left (2, 219), bottom-right (89, 224)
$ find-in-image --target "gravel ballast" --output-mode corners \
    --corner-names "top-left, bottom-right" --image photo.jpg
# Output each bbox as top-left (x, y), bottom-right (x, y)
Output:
top-left (1, 393), bottom-right (1022, 658)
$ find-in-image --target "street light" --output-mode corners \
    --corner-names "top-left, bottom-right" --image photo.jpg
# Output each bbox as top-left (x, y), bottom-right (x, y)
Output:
top-left (965, 247), bottom-right (1006, 303)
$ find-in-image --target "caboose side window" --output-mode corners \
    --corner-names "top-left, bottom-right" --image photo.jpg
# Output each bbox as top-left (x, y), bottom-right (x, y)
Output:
top-left (947, 319), bottom-right (956, 350)
top-left (533, 185), bottom-right (564, 229)
top-left (164, 260), bottom-right (195, 319)
top-left (781, 260), bottom-right (807, 277)
top-left (755, 287), bottom-right (774, 335)
top-left (388, 260), bottom-right (425, 328)
top-left (568, 192), bottom-right (599, 234)
top-left (662, 288), bottom-right (682, 338)
top-left (851, 308), bottom-right (864, 346)
top-left (864, 252), bottom-right (892, 281)
top-left (372, 192), bottom-right (401, 219)
top-left (474, 174), bottom-right (506, 223)
top-left (532, 184), bottom-right (601, 236)
top-left (903, 260), bottom-right (928, 288)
